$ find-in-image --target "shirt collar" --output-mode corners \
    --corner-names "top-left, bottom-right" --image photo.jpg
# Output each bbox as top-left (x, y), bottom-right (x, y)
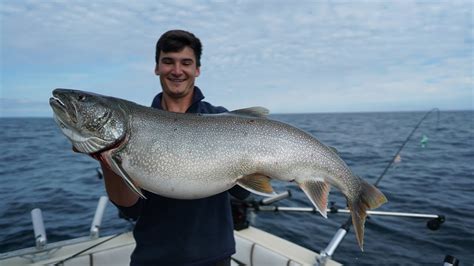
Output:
top-left (153, 86), bottom-right (205, 113)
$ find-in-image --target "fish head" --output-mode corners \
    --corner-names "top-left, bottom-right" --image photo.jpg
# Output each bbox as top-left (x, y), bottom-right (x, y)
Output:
top-left (49, 88), bottom-right (127, 154)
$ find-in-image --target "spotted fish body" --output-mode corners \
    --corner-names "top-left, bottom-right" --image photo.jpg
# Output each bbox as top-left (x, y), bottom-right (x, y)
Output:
top-left (50, 89), bottom-right (387, 250)
top-left (125, 109), bottom-right (344, 198)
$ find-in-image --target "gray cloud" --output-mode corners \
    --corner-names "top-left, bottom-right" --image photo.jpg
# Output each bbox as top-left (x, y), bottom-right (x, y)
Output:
top-left (1, 0), bottom-right (472, 115)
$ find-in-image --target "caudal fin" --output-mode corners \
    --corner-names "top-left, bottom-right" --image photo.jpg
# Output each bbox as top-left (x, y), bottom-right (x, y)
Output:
top-left (347, 180), bottom-right (387, 251)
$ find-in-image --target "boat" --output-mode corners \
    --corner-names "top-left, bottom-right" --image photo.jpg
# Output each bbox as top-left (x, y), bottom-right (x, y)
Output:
top-left (0, 227), bottom-right (342, 266)
top-left (0, 196), bottom-right (341, 266)
top-left (0, 189), bottom-right (455, 266)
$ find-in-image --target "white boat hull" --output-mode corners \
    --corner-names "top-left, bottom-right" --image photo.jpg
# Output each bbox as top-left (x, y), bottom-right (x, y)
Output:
top-left (0, 227), bottom-right (341, 266)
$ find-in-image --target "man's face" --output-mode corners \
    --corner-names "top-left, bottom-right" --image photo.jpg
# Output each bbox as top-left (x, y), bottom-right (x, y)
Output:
top-left (155, 46), bottom-right (200, 99)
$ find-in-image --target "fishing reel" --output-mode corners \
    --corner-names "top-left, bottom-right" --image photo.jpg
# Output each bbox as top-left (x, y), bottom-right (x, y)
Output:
top-left (231, 199), bottom-right (250, 230)
top-left (426, 215), bottom-right (445, 231)
top-left (231, 190), bottom-right (292, 230)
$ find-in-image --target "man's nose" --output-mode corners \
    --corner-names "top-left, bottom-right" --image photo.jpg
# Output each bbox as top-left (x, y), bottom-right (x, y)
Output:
top-left (171, 63), bottom-right (183, 75)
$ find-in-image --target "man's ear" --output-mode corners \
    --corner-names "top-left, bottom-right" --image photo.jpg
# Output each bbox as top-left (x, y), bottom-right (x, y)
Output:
top-left (154, 64), bottom-right (160, 76)
top-left (195, 67), bottom-right (200, 77)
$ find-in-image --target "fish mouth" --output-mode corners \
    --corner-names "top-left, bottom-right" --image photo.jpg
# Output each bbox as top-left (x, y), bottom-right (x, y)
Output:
top-left (49, 89), bottom-right (78, 126)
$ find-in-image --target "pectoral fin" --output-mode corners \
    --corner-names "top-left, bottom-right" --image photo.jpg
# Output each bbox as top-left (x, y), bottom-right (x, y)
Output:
top-left (237, 173), bottom-right (275, 197)
top-left (298, 179), bottom-right (331, 218)
top-left (110, 155), bottom-right (147, 199)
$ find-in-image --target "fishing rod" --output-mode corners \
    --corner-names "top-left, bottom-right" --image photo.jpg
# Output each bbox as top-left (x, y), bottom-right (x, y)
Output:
top-left (233, 108), bottom-right (444, 264)
top-left (51, 183), bottom-right (136, 265)
top-left (316, 108), bottom-right (442, 265)
top-left (374, 108), bottom-right (440, 186)
top-left (53, 233), bottom-right (124, 266)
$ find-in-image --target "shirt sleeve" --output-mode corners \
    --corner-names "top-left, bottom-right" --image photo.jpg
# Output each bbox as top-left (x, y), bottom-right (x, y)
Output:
top-left (229, 185), bottom-right (250, 200)
top-left (111, 198), bottom-right (144, 221)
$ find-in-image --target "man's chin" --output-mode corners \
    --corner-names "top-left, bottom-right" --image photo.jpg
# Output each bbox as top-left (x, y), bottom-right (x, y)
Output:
top-left (164, 85), bottom-right (193, 98)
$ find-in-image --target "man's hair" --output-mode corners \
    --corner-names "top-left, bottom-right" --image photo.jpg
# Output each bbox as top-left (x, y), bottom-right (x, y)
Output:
top-left (155, 30), bottom-right (202, 67)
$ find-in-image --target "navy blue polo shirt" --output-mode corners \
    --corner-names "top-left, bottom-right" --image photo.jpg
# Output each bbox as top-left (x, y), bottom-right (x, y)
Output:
top-left (116, 87), bottom-right (248, 266)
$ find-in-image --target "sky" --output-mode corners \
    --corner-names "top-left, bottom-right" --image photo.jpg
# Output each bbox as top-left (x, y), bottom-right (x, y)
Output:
top-left (1, 0), bottom-right (473, 117)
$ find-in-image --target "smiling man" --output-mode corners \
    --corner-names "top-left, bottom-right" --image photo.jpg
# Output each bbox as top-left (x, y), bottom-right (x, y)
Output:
top-left (155, 39), bottom-right (201, 113)
top-left (101, 30), bottom-right (249, 266)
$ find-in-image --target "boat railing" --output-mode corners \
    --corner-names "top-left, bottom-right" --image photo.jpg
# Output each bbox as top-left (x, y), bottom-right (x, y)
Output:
top-left (239, 190), bottom-right (446, 266)
top-left (0, 196), bottom-right (110, 262)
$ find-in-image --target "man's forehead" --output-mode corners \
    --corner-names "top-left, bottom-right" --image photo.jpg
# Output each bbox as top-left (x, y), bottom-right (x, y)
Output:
top-left (160, 47), bottom-right (196, 60)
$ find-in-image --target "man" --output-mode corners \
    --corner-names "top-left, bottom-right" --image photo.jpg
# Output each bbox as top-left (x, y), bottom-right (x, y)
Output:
top-left (101, 30), bottom-right (249, 266)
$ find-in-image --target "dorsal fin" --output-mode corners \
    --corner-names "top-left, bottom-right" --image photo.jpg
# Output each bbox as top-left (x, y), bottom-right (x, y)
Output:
top-left (229, 107), bottom-right (269, 118)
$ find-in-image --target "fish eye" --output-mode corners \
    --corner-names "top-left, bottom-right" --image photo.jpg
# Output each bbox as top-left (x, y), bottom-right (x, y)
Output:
top-left (78, 95), bottom-right (86, 101)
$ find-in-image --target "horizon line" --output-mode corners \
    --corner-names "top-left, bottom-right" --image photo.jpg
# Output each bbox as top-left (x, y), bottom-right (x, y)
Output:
top-left (1, 108), bottom-right (472, 119)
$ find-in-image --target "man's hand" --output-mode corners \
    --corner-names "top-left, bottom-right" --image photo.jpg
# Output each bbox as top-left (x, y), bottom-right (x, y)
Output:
top-left (71, 145), bottom-right (138, 207)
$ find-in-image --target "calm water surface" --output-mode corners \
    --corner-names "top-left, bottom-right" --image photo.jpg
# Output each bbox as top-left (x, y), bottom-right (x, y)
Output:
top-left (0, 111), bottom-right (473, 265)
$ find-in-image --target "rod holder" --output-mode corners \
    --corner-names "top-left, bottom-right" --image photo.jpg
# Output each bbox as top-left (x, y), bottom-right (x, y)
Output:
top-left (316, 226), bottom-right (349, 266)
top-left (323, 227), bottom-right (348, 256)
top-left (31, 208), bottom-right (47, 250)
top-left (443, 255), bottom-right (459, 266)
top-left (90, 196), bottom-right (109, 239)
top-left (260, 190), bottom-right (291, 205)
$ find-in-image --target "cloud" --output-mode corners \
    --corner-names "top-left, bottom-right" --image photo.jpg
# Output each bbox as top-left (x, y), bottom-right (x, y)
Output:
top-left (1, 0), bottom-right (472, 116)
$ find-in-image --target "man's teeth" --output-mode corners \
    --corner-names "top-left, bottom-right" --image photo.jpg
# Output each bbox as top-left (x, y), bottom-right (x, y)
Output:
top-left (170, 78), bottom-right (185, 82)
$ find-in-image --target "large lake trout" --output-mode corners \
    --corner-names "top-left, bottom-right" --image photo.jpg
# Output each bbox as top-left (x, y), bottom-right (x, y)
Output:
top-left (49, 88), bottom-right (387, 250)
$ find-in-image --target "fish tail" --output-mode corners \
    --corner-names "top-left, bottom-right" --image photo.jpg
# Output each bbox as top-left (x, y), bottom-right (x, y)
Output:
top-left (347, 179), bottom-right (387, 251)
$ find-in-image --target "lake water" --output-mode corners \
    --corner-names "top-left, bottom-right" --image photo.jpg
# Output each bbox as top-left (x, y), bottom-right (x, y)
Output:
top-left (1, 110), bottom-right (473, 265)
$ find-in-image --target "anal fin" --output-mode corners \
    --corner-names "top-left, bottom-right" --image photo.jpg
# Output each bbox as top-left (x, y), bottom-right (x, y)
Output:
top-left (237, 173), bottom-right (275, 197)
top-left (298, 179), bottom-right (331, 218)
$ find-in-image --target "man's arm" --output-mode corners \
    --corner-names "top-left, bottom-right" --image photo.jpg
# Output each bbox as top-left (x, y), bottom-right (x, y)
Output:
top-left (101, 162), bottom-right (140, 207)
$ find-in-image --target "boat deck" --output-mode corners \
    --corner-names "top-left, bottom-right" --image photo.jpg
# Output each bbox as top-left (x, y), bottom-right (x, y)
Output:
top-left (0, 227), bottom-right (341, 266)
